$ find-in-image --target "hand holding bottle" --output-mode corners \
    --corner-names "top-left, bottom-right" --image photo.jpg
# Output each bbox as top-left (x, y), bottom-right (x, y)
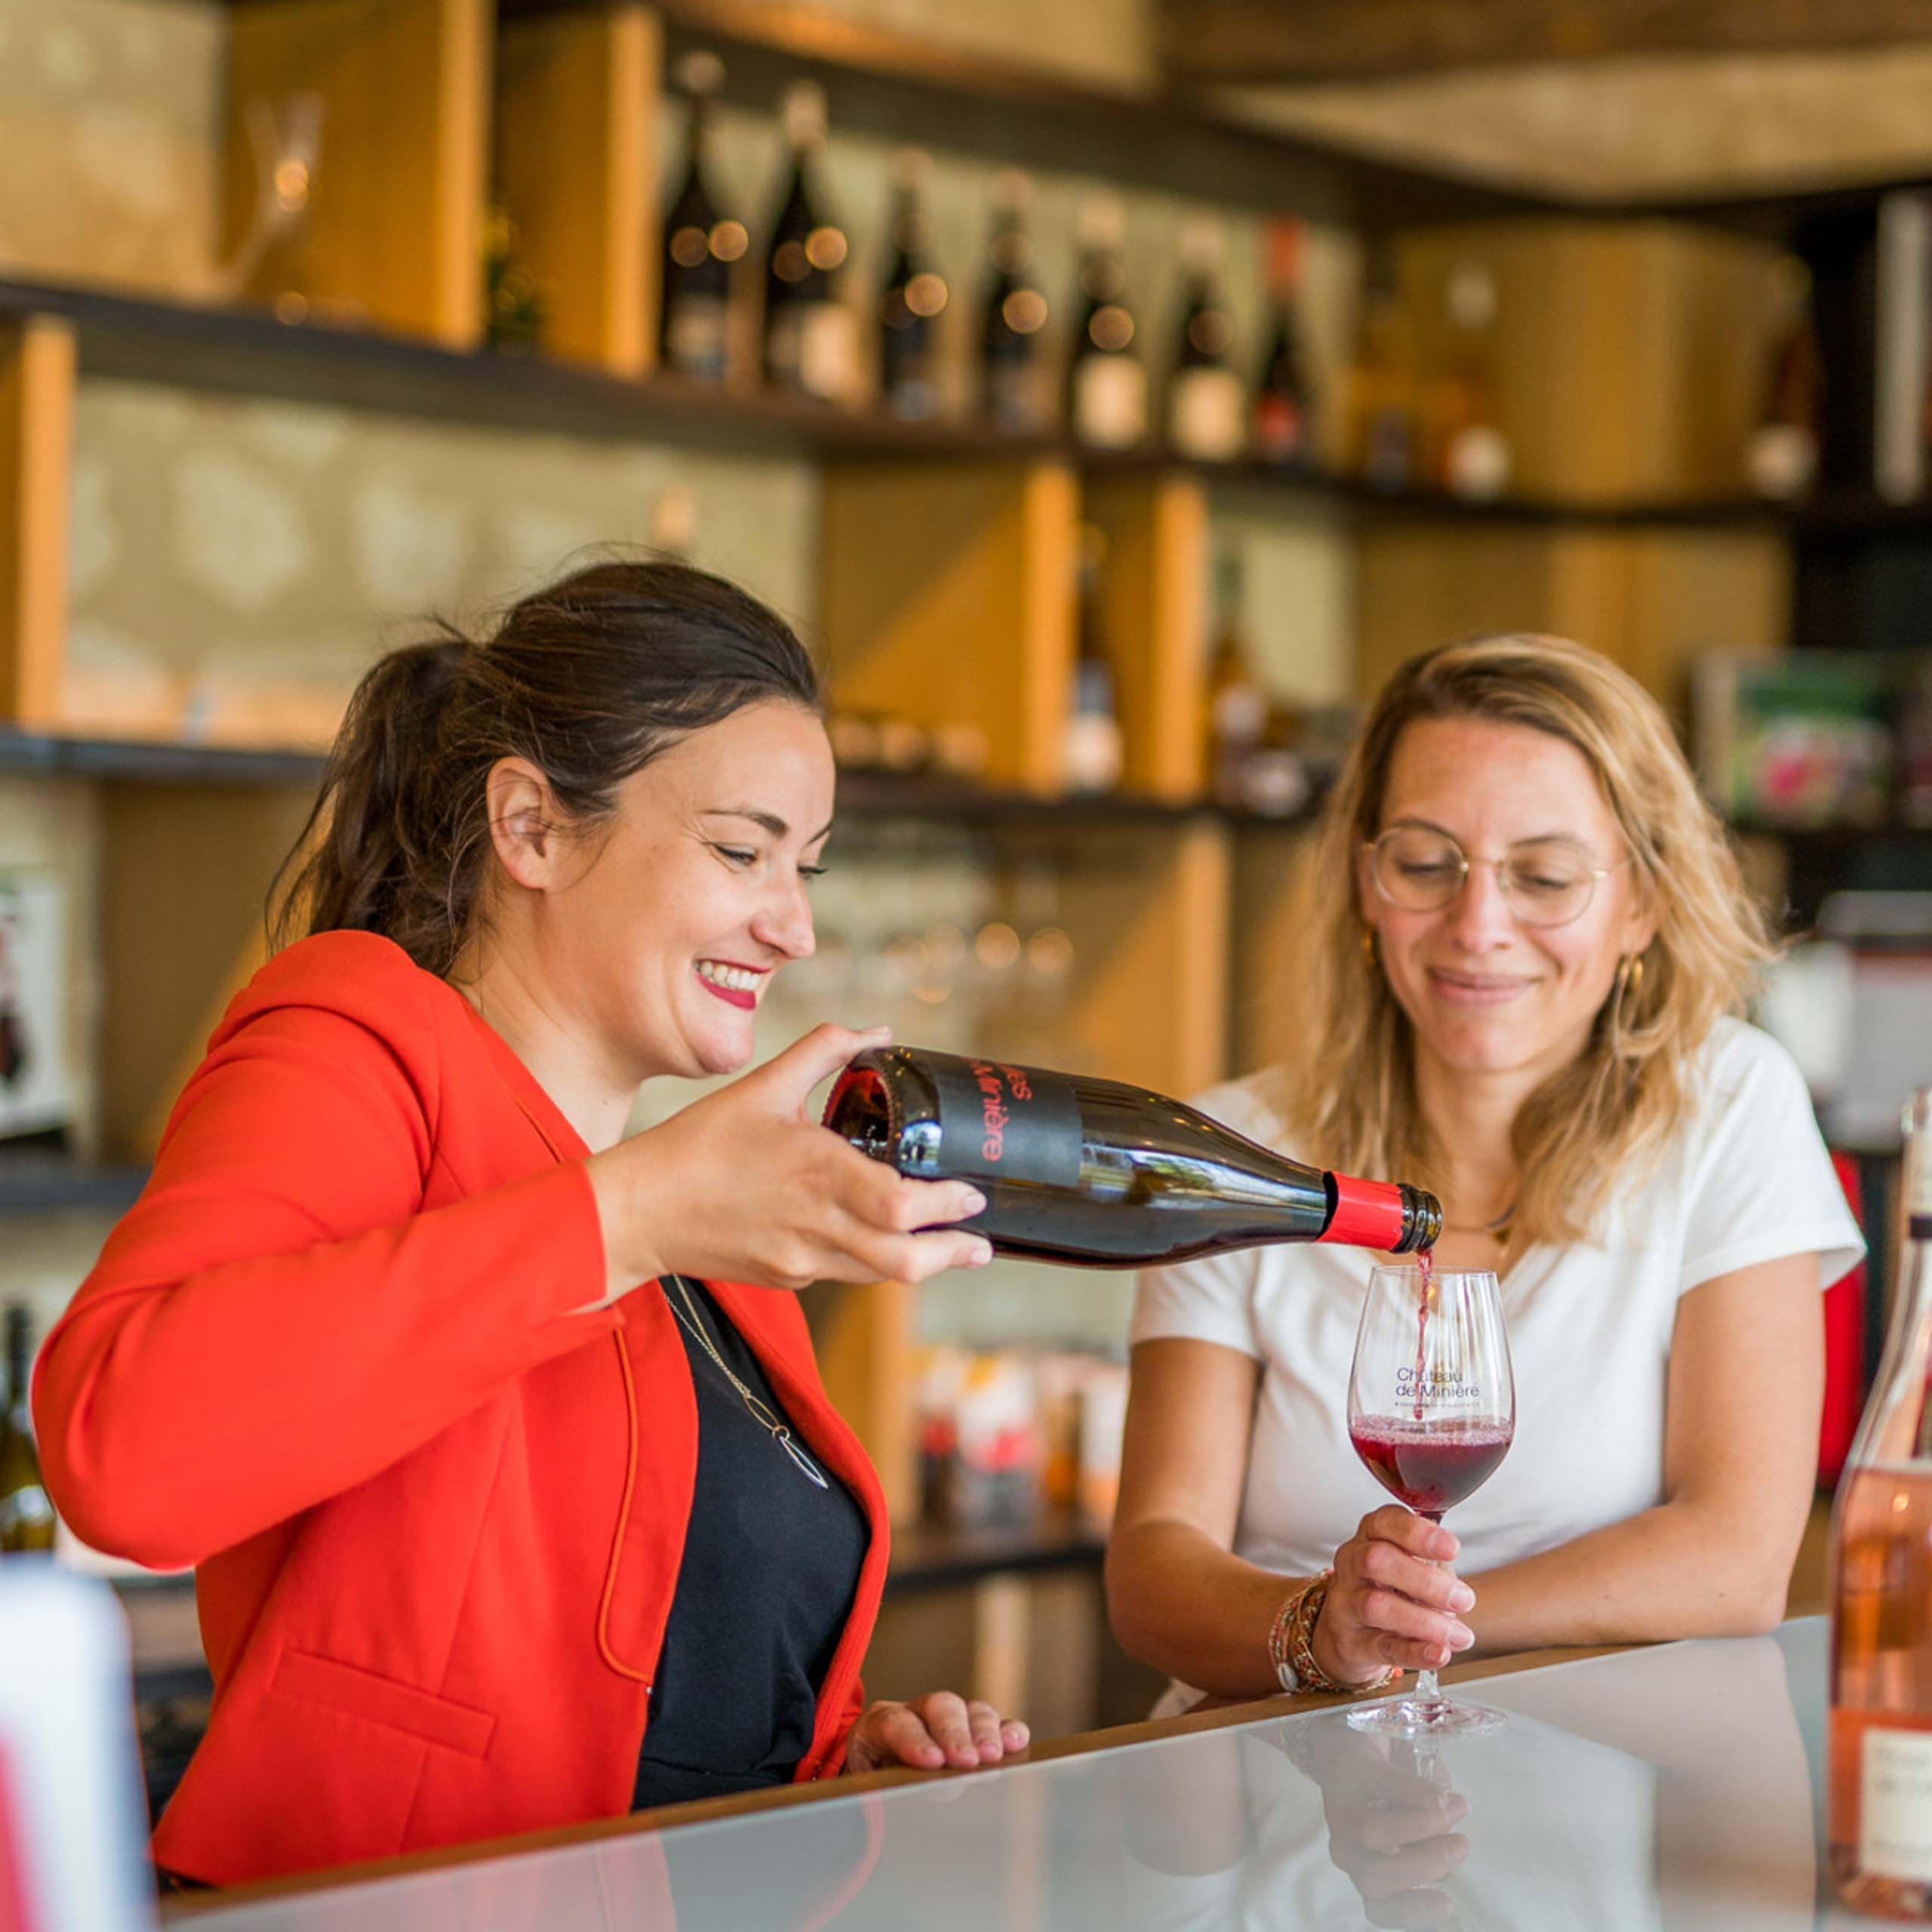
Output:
top-left (587, 1026), bottom-right (993, 1303)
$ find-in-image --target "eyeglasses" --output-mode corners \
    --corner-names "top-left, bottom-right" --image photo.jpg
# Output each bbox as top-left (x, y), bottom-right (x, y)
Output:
top-left (1364, 826), bottom-right (1626, 929)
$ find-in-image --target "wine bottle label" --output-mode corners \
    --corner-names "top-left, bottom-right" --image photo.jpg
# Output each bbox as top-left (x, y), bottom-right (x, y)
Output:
top-left (1168, 367), bottom-right (1247, 462)
top-left (1073, 355), bottom-right (1146, 448)
top-left (1863, 1727), bottom-right (1932, 1881)
top-left (928, 1057), bottom-right (1083, 1189)
top-left (1446, 425), bottom-right (1512, 500)
top-left (666, 297), bottom-right (729, 380)
top-left (1906, 1100), bottom-right (1932, 1224)
top-left (799, 303), bottom-right (854, 402)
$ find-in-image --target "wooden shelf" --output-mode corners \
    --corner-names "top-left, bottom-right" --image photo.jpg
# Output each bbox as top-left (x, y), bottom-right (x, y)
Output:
top-left (0, 278), bottom-right (1800, 534)
top-left (1728, 816), bottom-right (1932, 848)
top-left (0, 728), bottom-right (1321, 832)
top-left (884, 1508), bottom-right (1109, 1596)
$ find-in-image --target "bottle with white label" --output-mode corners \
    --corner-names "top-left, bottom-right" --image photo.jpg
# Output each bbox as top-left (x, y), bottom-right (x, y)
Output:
top-left (1165, 215), bottom-right (1245, 463)
top-left (1066, 192), bottom-right (1146, 451)
top-left (1830, 1087), bottom-right (1932, 1918)
top-left (761, 80), bottom-right (854, 404)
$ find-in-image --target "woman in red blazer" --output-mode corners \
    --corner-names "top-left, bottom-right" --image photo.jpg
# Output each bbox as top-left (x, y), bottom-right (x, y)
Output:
top-left (33, 561), bottom-right (1026, 1887)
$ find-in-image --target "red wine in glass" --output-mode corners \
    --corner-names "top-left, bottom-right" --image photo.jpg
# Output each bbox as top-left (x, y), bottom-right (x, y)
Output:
top-left (1345, 1263), bottom-right (1514, 1739)
top-left (1348, 1416), bottom-right (1514, 1520)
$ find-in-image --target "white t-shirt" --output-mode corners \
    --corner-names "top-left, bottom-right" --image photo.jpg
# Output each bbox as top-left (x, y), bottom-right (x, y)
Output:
top-left (1129, 1019), bottom-right (1865, 1584)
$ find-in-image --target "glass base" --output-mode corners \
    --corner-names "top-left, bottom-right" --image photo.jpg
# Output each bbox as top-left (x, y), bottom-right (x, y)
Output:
top-left (1345, 1692), bottom-right (1506, 1738)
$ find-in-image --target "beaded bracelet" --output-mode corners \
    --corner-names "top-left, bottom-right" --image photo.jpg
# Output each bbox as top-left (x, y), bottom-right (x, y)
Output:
top-left (1267, 1569), bottom-right (1401, 1697)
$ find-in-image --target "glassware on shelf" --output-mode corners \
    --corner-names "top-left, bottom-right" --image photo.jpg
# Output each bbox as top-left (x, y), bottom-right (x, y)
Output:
top-left (215, 93), bottom-right (326, 314)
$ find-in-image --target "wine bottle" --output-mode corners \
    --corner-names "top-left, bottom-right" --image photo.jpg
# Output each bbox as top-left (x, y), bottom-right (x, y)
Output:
top-left (1746, 256), bottom-right (1821, 501)
top-left (659, 50), bottom-right (746, 383)
top-left (1254, 215), bottom-right (1318, 470)
top-left (1063, 521), bottom-right (1123, 795)
top-left (0, 1303), bottom-right (54, 1555)
top-left (1165, 215), bottom-right (1245, 463)
top-left (1831, 1088), bottom-right (1932, 1917)
top-left (1067, 191), bottom-right (1146, 450)
top-left (980, 170), bottom-right (1048, 432)
top-left (1205, 547), bottom-right (1268, 808)
top-left (877, 148), bottom-right (949, 420)
top-left (823, 1045), bottom-right (1442, 1267)
top-left (1347, 241), bottom-right (1416, 491)
top-left (1429, 263), bottom-right (1511, 501)
top-left (762, 79), bottom-right (853, 403)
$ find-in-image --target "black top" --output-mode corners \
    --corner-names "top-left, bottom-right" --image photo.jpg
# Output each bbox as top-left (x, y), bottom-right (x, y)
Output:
top-left (632, 1278), bottom-right (870, 1810)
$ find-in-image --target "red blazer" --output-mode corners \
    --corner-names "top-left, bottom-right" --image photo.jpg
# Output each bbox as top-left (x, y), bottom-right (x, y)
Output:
top-left (33, 931), bottom-right (890, 1887)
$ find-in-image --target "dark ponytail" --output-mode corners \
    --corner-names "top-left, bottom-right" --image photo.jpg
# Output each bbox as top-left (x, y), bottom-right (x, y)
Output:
top-left (271, 558), bottom-right (821, 976)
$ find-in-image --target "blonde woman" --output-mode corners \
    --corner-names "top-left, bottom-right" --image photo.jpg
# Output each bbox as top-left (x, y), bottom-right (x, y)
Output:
top-left (1106, 635), bottom-right (1863, 1706)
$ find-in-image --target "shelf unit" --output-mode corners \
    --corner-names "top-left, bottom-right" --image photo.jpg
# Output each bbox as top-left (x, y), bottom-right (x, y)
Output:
top-left (10, 0), bottom-right (1931, 1536)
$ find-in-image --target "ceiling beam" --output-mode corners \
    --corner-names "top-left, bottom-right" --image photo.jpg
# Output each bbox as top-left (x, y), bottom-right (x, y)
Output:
top-left (1158, 1), bottom-right (1932, 84)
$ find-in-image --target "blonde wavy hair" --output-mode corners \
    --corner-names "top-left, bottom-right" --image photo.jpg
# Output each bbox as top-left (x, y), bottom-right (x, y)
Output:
top-left (1268, 633), bottom-right (1777, 1249)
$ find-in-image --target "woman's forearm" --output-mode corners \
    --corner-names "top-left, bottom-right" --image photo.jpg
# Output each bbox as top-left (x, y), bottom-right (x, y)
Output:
top-left (1106, 1518), bottom-right (1303, 1698)
top-left (1460, 1497), bottom-right (1796, 1657)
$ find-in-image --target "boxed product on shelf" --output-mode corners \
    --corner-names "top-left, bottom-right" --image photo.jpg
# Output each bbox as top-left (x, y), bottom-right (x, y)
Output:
top-left (1694, 651), bottom-right (1898, 829)
top-left (914, 1345), bottom-right (1128, 1530)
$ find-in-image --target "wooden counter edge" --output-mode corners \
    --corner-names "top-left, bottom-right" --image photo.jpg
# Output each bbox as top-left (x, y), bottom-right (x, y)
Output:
top-left (159, 1637), bottom-right (1635, 1918)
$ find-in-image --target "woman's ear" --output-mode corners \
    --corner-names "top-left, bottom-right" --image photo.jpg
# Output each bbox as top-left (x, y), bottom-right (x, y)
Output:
top-left (485, 758), bottom-right (564, 891)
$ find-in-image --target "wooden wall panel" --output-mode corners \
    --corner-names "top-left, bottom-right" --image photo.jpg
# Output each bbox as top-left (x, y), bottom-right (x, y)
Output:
top-left (1084, 471), bottom-right (1208, 801)
top-left (820, 461), bottom-right (1078, 793)
top-left (0, 318), bottom-right (73, 728)
top-left (1397, 220), bottom-right (1784, 504)
top-left (495, 5), bottom-right (655, 376)
top-left (225, 0), bottom-right (491, 347)
top-left (98, 784), bottom-right (315, 1158)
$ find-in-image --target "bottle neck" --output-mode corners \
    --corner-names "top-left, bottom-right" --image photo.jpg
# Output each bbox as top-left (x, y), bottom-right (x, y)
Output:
top-left (1849, 1219), bottom-right (1932, 1468)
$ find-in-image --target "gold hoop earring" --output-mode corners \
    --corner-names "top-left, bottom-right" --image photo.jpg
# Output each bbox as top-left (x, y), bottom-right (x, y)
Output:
top-left (1362, 926), bottom-right (1377, 968)
top-left (1615, 952), bottom-right (1645, 1001)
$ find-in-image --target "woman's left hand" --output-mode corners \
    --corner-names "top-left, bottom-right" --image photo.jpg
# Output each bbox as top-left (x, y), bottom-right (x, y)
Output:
top-left (843, 1692), bottom-right (1029, 1775)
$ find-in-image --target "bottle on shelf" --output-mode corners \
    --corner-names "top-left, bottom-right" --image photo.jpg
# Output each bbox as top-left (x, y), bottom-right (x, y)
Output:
top-left (979, 169), bottom-right (1050, 433)
top-left (1746, 256), bottom-right (1821, 502)
top-left (1427, 262), bottom-right (1511, 502)
top-left (1830, 1088), bottom-right (1932, 1918)
top-left (1066, 521), bottom-right (1128, 792)
top-left (482, 204), bottom-right (546, 354)
top-left (761, 79), bottom-right (854, 405)
top-left (876, 148), bottom-right (949, 420)
top-left (1254, 215), bottom-right (1318, 472)
top-left (1165, 214), bottom-right (1246, 463)
top-left (1063, 521), bottom-right (1124, 795)
top-left (1346, 241), bottom-right (1417, 491)
top-left (1204, 546), bottom-right (1268, 808)
top-left (824, 1045), bottom-right (1443, 1267)
top-left (659, 49), bottom-right (746, 383)
top-left (0, 1303), bottom-right (54, 1555)
top-left (1066, 190), bottom-right (1146, 451)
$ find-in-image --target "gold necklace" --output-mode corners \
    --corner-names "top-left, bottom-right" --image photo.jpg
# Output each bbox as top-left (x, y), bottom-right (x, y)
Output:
top-left (664, 1277), bottom-right (831, 1491)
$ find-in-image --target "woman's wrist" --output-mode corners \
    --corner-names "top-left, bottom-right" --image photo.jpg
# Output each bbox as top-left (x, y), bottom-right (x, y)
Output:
top-left (584, 1139), bottom-right (671, 1303)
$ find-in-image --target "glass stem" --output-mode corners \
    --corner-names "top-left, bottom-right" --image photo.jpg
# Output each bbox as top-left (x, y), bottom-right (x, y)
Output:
top-left (1414, 1664), bottom-right (1441, 1703)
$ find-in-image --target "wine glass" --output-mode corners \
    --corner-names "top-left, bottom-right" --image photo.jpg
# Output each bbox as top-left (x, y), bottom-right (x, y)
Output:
top-left (1345, 1263), bottom-right (1514, 1738)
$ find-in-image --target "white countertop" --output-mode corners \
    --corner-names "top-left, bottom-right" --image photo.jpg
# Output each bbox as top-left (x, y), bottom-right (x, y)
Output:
top-left (183, 1619), bottom-right (1840, 1930)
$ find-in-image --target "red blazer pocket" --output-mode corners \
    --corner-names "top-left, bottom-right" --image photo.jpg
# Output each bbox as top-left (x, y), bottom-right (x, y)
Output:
top-left (269, 1651), bottom-right (497, 1758)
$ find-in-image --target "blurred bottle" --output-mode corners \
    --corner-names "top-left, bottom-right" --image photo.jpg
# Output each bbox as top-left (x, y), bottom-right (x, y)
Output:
top-left (877, 147), bottom-right (949, 420)
top-left (1748, 256), bottom-right (1822, 502)
top-left (980, 170), bottom-right (1050, 432)
top-left (1064, 521), bottom-right (1124, 793)
top-left (1165, 215), bottom-right (1246, 463)
top-left (1067, 191), bottom-right (1146, 450)
top-left (0, 1304), bottom-right (54, 1555)
top-left (482, 204), bottom-right (546, 353)
top-left (1254, 215), bottom-right (1318, 472)
top-left (762, 80), bottom-right (854, 403)
top-left (1429, 263), bottom-right (1511, 501)
top-left (1204, 547), bottom-right (1267, 807)
top-left (1829, 1091), bottom-right (1932, 1918)
top-left (659, 51), bottom-right (746, 382)
top-left (1346, 242), bottom-right (1417, 491)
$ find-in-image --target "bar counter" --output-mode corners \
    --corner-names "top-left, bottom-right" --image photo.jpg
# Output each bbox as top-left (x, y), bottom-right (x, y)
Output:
top-left (164, 1618), bottom-right (1830, 1929)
